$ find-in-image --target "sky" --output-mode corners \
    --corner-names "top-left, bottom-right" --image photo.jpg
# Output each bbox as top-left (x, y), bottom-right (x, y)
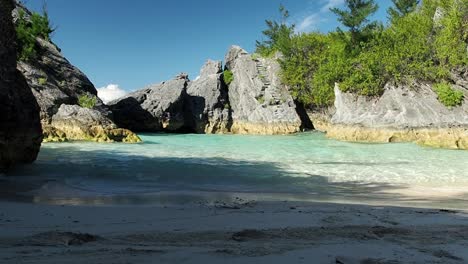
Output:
top-left (24, 0), bottom-right (392, 102)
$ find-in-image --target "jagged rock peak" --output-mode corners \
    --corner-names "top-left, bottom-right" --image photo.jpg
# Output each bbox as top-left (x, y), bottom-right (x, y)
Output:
top-left (175, 72), bottom-right (189, 80)
top-left (200, 60), bottom-right (222, 77)
top-left (224, 45), bottom-right (249, 70)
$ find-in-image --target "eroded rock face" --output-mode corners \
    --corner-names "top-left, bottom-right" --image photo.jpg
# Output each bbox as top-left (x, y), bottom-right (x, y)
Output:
top-left (186, 60), bottom-right (231, 133)
top-left (109, 74), bottom-right (189, 132)
top-left (224, 46), bottom-right (303, 135)
top-left (327, 83), bottom-right (468, 149)
top-left (0, 0), bottom-right (42, 171)
top-left (13, 4), bottom-right (139, 143)
top-left (332, 83), bottom-right (468, 128)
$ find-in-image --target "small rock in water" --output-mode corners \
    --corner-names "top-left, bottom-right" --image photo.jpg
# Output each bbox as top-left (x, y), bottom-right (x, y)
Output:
top-left (26, 231), bottom-right (100, 246)
top-left (232, 229), bottom-right (266, 242)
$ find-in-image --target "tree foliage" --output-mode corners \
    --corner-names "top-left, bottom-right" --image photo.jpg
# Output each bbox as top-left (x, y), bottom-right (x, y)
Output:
top-left (256, 0), bottom-right (468, 108)
top-left (330, 0), bottom-right (379, 48)
top-left (255, 4), bottom-right (295, 57)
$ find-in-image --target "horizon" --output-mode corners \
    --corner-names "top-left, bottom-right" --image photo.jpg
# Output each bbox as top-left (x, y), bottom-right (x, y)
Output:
top-left (23, 0), bottom-right (391, 101)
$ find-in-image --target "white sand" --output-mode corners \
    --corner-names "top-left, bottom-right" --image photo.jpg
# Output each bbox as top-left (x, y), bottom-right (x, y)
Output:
top-left (1, 199), bottom-right (468, 263)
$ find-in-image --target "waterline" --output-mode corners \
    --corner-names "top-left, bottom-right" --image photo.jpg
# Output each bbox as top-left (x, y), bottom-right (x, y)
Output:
top-left (4, 132), bottom-right (468, 209)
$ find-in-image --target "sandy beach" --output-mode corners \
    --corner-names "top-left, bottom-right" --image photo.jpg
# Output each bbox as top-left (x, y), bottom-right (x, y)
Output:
top-left (1, 198), bottom-right (468, 264)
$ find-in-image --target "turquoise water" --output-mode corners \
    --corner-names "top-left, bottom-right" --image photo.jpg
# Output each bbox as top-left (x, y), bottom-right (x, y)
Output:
top-left (4, 132), bottom-right (468, 208)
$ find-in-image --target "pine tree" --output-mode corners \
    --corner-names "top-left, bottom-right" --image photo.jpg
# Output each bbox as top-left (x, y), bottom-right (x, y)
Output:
top-left (330, 0), bottom-right (379, 47)
top-left (255, 4), bottom-right (295, 57)
top-left (388, 0), bottom-right (419, 21)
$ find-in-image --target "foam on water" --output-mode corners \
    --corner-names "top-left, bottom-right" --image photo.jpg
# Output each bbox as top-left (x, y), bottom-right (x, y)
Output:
top-left (4, 132), bottom-right (468, 208)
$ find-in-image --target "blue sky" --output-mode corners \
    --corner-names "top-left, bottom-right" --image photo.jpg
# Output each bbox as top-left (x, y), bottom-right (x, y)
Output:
top-left (24, 0), bottom-right (392, 100)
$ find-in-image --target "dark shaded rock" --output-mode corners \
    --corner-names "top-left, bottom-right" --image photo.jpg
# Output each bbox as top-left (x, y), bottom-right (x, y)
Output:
top-left (109, 74), bottom-right (189, 132)
top-left (13, 5), bottom-right (102, 122)
top-left (12, 4), bottom-right (139, 143)
top-left (186, 60), bottom-right (231, 133)
top-left (0, 0), bottom-right (42, 171)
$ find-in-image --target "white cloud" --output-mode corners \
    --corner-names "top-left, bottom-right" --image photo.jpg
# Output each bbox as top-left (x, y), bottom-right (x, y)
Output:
top-left (293, 0), bottom-right (344, 34)
top-left (97, 84), bottom-right (127, 104)
top-left (296, 14), bottom-right (321, 33)
top-left (320, 0), bottom-right (344, 12)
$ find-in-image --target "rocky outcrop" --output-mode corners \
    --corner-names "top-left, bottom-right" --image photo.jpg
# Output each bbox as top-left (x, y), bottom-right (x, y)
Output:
top-left (321, 83), bottom-right (468, 149)
top-left (0, 0), bottom-right (42, 171)
top-left (186, 60), bottom-right (231, 133)
top-left (12, 4), bottom-right (140, 143)
top-left (224, 46), bottom-right (305, 134)
top-left (110, 47), bottom-right (312, 135)
top-left (43, 105), bottom-right (140, 143)
top-left (109, 74), bottom-right (189, 132)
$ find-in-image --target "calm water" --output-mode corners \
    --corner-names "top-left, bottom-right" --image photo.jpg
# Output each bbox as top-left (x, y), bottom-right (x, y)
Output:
top-left (3, 132), bottom-right (468, 208)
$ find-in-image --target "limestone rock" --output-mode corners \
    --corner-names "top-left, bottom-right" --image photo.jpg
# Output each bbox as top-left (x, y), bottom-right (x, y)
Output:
top-left (0, 0), bottom-right (42, 171)
top-left (109, 75), bottom-right (189, 132)
top-left (332, 83), bottom-right (468, 128)
top-left (48, 105), bottom-right (140, 143)
top-left (327, 82), bottom-right (468, 150)
top-left (224, 46), bottom-right (304, 135)
top-left (186, 60), bottom-right (231, 133)
top-left (16, 36), bottom-right (104, 122)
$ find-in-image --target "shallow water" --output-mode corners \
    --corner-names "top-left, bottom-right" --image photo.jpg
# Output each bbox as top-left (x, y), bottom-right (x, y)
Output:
top-left (3, 132), bottom-right (468, 208)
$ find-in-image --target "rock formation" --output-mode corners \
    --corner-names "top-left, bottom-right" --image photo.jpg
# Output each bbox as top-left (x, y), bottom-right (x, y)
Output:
top-left (224, 46), bottom-right (304, 134)
top-left (320, 83), bottom-right (468, 150)
top-left (109, 74), bottom-right (189, 132)
top-left (110, 46), bottom-right (312, 135)
top-left (186, 60), bottom-right (231, 133)
top-left (0, 0), bottom-right (42, 171)
top-left (13, 4), bottom-right (140, 143)
top-left (46, 105), bottom-right (141, 143)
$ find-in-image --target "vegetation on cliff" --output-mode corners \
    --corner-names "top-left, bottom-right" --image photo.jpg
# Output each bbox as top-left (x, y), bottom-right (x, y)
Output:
top-left (223, 69), bottom-right (234, 85)
top-left (434, 82), bottom-right (464, 108)
top-left (15, 7), bottom-right (55, 61)
top-left (257, 0), bottom-right (468, 107)
top-left (78, 94), bottom-right (98, 109)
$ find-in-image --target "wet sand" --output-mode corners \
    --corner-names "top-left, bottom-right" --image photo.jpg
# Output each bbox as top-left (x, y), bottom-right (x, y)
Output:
top-left (1, 199), bottom-right (468, 263)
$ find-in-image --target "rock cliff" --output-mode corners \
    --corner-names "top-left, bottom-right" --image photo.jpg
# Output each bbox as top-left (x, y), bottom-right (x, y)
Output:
top-left (110, 74), bottom-right (189, 132)
top-left (0, 0), bottom-right (42, 171)
top-left (320, 82), bottom-right (468, 149)
top-left (13, 4), bottom-right (140, 143)
top-left (186, 60), bottom-right (231, 133)
top-left (224, 46), bottom-right (304, 134)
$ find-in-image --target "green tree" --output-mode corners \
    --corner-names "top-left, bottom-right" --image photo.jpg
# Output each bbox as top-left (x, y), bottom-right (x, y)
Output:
top-left (388, 0), bottom-right (419, 21)
top-left (255, 4), bottom-right (295, 57)
top-left (434, 0), bottom-right (468, 67)
top-left (331, 0), bottom-right (379, 48)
